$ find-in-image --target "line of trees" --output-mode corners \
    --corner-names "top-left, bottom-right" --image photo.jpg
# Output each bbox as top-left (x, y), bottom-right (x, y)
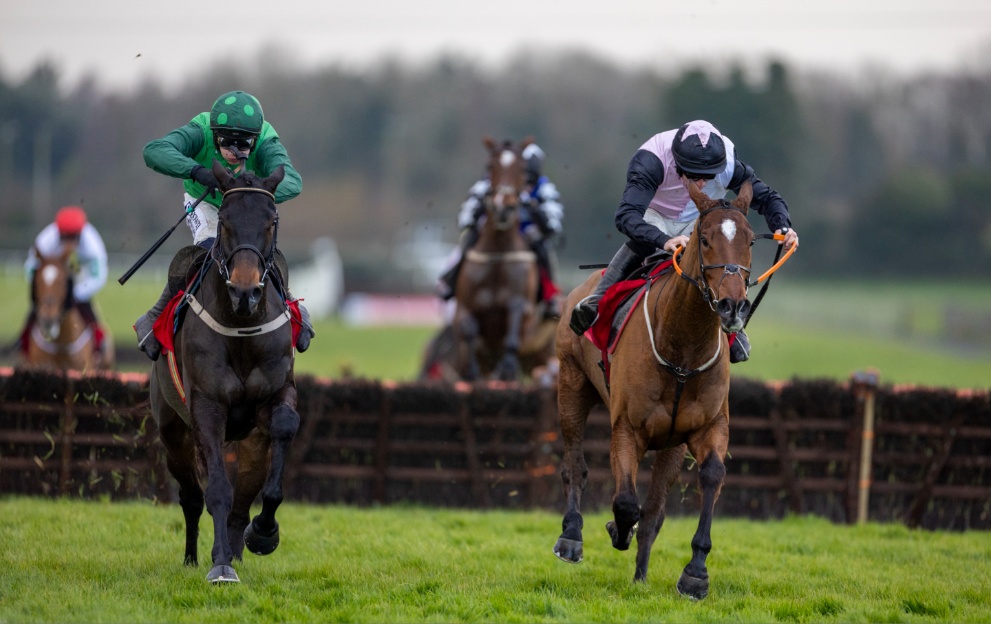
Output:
top-left (2, 49), bottom-right (990, 291)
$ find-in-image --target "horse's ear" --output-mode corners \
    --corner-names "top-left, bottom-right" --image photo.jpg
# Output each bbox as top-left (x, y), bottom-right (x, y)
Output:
top-left (483, 135), bottom-right (497, 154)
top-left (732, 181), bottom-right (752, 214)
top-left (264, 165), bottom-right (285, 193)
top-left (687, 180), bottom-right (718, 211)
top-left (212, 159), bottom-right (236, 191)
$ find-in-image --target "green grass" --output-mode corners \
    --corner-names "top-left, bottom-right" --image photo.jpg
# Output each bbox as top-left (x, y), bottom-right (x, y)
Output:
top-left (1, 497), bottom-right (989, 623)
top-left (3, 271), bottom-right (991, 389)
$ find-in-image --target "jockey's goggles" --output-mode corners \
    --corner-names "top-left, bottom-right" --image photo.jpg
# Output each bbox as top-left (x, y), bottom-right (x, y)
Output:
top-left (215, 133), bottom-right (256, 151)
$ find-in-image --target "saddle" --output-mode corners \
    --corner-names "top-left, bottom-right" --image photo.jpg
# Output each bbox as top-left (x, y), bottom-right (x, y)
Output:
top-left (586, 254), bottom-right (675, 383)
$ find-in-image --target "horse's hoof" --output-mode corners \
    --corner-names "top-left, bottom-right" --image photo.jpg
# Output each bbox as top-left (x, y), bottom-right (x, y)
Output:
top-left (676, 571), bottom-right (709, 600)
top-left (606, 520), bottom-right (637, 551)
top-left (244, 520), bottom-right (280, 556)
top-left (206, 565), bottom-right (240, 584)
top-left (553, 537), bottom-right (584, 563)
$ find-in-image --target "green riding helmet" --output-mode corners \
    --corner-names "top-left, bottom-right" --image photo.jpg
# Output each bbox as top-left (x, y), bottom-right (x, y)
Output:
top-left (209, 91), bottom-right (264, 139)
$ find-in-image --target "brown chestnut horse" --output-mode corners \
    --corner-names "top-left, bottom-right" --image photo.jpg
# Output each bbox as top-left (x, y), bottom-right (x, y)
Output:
top-left (150, 161), bottom-right (299, 584)
top-left (452, 137), bottom-right (540, 381)
top-left (553, 182), bottom-right (754, 599)
top-left (24, 246), bottom-right (108, 371)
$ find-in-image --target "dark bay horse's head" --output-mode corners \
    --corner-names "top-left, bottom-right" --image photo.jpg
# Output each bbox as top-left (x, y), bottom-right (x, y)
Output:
top-left (212, 160), bottom-right (284, 317)
top-left (686, 181), bottom-right (755, 333)
top-left (482, 136), bottom-right (532, 230)
top-left (32, 245), bottom-right (75, 341)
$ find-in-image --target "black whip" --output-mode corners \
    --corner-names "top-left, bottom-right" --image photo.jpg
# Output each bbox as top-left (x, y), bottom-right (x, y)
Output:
top-left (118, 187), bottom-right (212, 285)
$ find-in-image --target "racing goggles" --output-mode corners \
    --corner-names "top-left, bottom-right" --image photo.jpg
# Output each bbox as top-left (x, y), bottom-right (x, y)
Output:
top-left (215, 133), bottom-right (256, 151)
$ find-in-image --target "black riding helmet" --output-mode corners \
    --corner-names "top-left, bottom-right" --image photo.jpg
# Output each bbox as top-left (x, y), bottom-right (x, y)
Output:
top-left (672, 120), bottom-right (726, 178)
top-left (210, 91), bottom-right (264, 151)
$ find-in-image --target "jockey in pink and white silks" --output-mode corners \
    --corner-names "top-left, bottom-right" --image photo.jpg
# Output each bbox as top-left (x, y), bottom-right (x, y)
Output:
top-left (568, 120), bottom-right (800, 363)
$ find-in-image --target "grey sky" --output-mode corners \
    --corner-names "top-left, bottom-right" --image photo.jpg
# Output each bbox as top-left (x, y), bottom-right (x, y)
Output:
top-left (2, 0), bottom-right (991, 92)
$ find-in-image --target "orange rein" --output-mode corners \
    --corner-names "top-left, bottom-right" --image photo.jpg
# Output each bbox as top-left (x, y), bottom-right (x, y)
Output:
top-left (672, 232), bottom-right (796, 285)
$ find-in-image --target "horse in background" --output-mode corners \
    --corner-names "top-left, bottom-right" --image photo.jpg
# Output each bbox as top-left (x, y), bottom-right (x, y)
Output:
top-left (452, 136), bottom-right (541, 382)
top-left (22, 245), bottom-right (111, 371)
top-left (149, 161), bottom-right (301, 584)
top-left (553, 182), bottom-right (756, 599)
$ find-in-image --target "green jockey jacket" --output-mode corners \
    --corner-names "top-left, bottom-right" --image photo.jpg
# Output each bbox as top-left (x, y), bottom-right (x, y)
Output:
top-left (143, 112), bottom-right (302, 208)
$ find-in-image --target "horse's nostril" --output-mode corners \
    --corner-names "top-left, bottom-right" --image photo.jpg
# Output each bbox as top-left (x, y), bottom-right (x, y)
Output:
top-left (251, 287), bottom-right (263, 303)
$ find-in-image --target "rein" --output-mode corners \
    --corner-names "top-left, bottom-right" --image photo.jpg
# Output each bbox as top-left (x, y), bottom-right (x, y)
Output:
top-left (671, 204), bottom-right (752, 311)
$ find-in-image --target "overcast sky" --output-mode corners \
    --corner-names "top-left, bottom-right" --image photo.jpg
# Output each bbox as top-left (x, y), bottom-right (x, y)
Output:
top-left (2, 0), bottom-right (991, 92)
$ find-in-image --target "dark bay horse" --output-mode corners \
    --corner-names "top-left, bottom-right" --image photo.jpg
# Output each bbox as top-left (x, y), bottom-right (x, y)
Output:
top-left (453, 137), bottom-right (540, 382)
top-left (24, 246), bottom-right (103, 371)
top-left (150, 161), bottom-right (299, 584)
top-left (553, 182), bottom-right (755, 599)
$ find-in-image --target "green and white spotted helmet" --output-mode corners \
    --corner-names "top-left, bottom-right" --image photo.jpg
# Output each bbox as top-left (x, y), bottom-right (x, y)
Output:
top-left (210, 91), bottom-right (264, 139)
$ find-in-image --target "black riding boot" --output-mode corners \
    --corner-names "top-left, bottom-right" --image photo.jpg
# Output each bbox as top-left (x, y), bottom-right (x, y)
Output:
top-left (729, 328), bottom-right (751, 363)
top-left (569, 244), bottom-right (642, 335)
top-left (438, 227), bottom-right (479, 300)
top-left (294, 299), bottom-right (315, 352)
top-left (134, 246), bottom-right (204, 361)
top-left (134, 281), bottom-right (176, 361)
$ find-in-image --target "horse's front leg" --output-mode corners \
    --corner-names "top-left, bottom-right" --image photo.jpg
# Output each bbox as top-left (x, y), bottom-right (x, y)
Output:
top-left (191, 396), bottom-right (239, 584)
top-left (634, 444), bottom-right (685, 583)
top-left (244, 385), bottom-right (299, 557)
top-left (607, 421), bottom-right (642, 552)
top-left (494, 295), bottom-right (527, 381)
top-left (677, 415), bottom-right (729, 600)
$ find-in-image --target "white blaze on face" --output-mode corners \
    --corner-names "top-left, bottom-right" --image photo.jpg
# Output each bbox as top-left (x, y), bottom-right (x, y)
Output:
top-left (500, 150), bottom-right (515, 167)
top-left (720, 219), bottom-right (737, 242)
top-left (41, 265), bottom-right (59, 286)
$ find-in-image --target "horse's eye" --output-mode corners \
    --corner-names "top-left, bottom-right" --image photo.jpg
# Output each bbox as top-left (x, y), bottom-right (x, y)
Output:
top-left (700, 236), bottom-right (709, 248)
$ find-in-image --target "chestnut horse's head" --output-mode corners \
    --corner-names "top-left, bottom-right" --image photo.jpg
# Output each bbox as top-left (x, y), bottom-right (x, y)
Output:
top-left (482, 136), bottom-right (532, 230)
top-left (213, 160), bottom-right (284, 317)
top-left (686, 181), bottom-right (755, 333)
top-left (32, 245), bottom-right (76, 341)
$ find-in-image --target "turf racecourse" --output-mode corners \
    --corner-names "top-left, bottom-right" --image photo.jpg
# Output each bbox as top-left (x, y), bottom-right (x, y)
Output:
top-left (1, 498), bottom-right (988, 623)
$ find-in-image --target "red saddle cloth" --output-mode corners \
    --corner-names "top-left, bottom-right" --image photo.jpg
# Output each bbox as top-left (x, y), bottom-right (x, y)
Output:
top-left (586, 259), bottom-right (673, 354)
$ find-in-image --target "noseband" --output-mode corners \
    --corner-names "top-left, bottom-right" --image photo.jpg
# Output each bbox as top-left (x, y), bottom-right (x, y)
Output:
top-left (212, 187), bottom-right (279, 288)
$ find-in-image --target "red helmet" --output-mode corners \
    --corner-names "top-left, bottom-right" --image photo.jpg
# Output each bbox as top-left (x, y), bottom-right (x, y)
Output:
top-left (55, 206), bottom-right (87, 237)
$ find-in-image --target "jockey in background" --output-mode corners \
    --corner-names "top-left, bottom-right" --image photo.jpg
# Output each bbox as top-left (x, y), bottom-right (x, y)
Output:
top-left (437, 142), bottom-right (565, 318)
top-left (21, 205), bottom-right (110, 362)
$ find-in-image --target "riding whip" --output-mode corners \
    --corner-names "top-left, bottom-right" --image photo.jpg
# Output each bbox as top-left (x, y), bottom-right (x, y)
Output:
top-left (118, 186), bottom-right (213, 285)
